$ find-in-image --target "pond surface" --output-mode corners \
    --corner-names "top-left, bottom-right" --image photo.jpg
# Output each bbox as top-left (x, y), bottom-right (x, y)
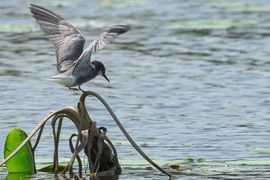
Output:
top-left (1, 0), bottom-right (270, 179)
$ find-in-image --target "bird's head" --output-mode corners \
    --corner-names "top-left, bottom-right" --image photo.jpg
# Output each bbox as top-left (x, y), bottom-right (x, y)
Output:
top-left (91, 60), bottom-right (110, 83)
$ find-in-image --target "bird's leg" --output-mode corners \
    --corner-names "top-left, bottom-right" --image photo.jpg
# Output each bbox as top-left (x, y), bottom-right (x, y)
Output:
top-left (69, 86), bottom-right (86, 93)
top-left (69, 87), bottom-right (80, 91)
top-left (78, 86), bottom-right (86, 93)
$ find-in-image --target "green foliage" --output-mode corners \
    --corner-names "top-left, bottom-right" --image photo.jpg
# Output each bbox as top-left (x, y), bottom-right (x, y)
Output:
top-left (207, 2), bottom-right (270, 12)
top-left (6, 173), bottom-right (31, 180)
top-left (183, 158), bottom-right (205, 163)
top-left (38, 164), bottom-right (65, 173)
top-left (248, 147), bottom-right (270, 153)
top-left (197, 158), bottom-right (205, 163)
top-left (184, 158), bottom-right (194, 163)
top-left (4, 128), bottom-right (36, 174)
top-left (0, 24), bottom-right (36, 33)
top-left (101, 0), bottom-right (148, 8)
top-left (167, 19), bottom-right (257, 30)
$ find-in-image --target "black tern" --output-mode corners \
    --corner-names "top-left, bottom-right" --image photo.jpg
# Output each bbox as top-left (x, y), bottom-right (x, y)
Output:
top-left (29, 4), bottom-right (129, 91)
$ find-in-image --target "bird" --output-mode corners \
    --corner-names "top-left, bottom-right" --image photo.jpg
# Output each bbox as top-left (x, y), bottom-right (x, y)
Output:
top-left (29, 4), bottom-right (130, 91)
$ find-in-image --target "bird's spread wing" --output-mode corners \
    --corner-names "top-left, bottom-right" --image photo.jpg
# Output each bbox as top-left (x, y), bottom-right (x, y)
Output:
top-left (29, 4), bottom-right (85, 73)
top-left (72, 25), bottom-right (130, 75)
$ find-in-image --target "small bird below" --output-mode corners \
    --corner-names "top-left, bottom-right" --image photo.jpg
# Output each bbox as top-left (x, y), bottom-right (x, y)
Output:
top-left (29, 4), bottom-right (130, 91)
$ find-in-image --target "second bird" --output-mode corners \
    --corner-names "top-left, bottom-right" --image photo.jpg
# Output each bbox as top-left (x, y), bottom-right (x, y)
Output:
top-left (29, 4), bottom-right (130, 91)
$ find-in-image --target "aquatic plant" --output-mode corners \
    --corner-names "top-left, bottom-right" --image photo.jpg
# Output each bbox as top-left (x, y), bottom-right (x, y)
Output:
top-left (4, 128), bottom-right (36, 174)
top-left (0, 91), bottom-right (171, 178)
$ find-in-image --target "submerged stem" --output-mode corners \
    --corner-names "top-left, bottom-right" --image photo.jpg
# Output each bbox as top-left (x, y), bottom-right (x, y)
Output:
top-left (69, 134), bottom-right (83, 178)
top-left (52, 115), bottom-right (63, 174)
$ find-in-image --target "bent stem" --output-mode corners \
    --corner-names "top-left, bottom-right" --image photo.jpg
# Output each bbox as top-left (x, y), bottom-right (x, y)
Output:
top-left (81, 91), bottom-right (172, 178)
top-left (52, 115), bottom-right (63, 174)
top-left (69, 134), bottom-right (82, 177)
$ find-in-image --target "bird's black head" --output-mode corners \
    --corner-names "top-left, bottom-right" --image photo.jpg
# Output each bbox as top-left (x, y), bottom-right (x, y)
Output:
top-left (91, 60), bottom-right (110, 83)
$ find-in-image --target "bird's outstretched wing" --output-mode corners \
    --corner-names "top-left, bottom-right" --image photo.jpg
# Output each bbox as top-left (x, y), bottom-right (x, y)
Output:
top-left (29, 4), bottom-right (85, 73)
top-left (72, 25), bottom-right (130, 75)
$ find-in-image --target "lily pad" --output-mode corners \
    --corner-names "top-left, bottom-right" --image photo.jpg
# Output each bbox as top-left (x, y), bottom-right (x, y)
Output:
top-left (101, 0), bottom-right (148, 8)
top-left (248, 147), bottom-right (270, 153)
top-left (207, 2), bottom-right (270, 12)
top-left (38, 164), bottom-right (66, 173)
top-left (169, 163), bottom-right (181, 170)
top-left (0, 23), bottom-right (37, 33)
top-left (184, 158), bottom-right (194, 163)
top-left (227, 160), bottom-right (270, 166)
top-left (167, 19), bottom-right (257, 30)
top-left (197, 158), bottom-right (205, 163)
top-left (6, 173), bottom-right (32, 180)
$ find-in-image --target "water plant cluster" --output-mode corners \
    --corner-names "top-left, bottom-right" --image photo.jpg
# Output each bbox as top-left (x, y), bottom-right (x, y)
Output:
top-left (0, 91), bottom-right (171, 179)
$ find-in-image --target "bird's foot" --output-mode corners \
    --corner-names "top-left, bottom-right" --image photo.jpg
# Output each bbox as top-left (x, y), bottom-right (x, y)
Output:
top-left (68, 86), bottom-right (86, 93)
top-left (68, 87), bottom-right (80, 91)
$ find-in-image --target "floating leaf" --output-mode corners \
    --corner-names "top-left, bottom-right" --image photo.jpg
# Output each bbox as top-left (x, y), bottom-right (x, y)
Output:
top-left (184, 158), bottom-right (194, 163)
top-left (167, 19), bottom-right (257, 30)
top-left (101, 0), bottom-right (148, 8)
top-left (169, 163), bottom-right (181, 170)
top-left (6, 173), bottom-right (32, 180)
top-left (207, 2), bottom-right (270, 12)
top-left (248, 147), bottom-right (270, 153)
top-left (4, 128), bottom-right (36, 174)
top-left (0, 24), bottom-right (37, 33)
top-left (38, 164), bottom-right (66, 173)
top-left (227, 160), bottom-right (270, 166)
top-left (197, 158), bottom-right (205, 163)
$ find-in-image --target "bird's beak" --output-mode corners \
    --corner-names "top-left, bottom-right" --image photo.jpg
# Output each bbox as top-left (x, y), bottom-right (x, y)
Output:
top-left (103, 74), bottom-right (110, 83)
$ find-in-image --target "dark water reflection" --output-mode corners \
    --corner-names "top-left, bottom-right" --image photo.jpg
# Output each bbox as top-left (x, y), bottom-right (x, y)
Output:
top-left (1, 0), bottom-right (270, 179)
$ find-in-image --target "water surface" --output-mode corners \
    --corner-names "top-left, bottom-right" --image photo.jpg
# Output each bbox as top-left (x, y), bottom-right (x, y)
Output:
top-left (1, 0), bottom-right (270, 179)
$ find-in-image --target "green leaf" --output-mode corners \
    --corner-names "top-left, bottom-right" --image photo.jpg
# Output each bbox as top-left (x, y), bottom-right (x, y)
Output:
top-left (38, 164), bottom-right (66, 173)
top-left (197, 158), bottom-right (205, 163)
top-left (4, 128), bottom-right (36, 174)
top-left (6, 173), bottom-right (32, 180)
top-left (184, 158), bottom-right (194, 163)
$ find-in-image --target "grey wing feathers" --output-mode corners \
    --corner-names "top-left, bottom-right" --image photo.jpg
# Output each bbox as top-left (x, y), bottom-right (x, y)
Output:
top-left (72, 25), bottom-right (130, 75)
top-left (90, 25), bottom-right (130, 53)
top-left (29, 4), bottom-right (85, 72)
